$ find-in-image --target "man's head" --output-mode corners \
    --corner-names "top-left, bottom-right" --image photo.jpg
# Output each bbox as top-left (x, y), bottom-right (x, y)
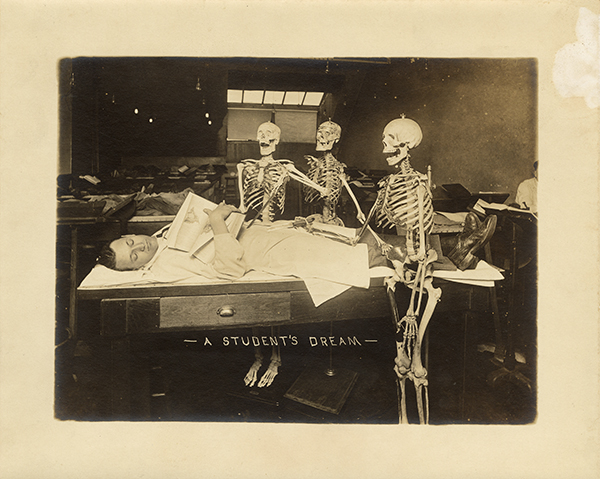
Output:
top-left (97, 234), bottom-right (159, 271)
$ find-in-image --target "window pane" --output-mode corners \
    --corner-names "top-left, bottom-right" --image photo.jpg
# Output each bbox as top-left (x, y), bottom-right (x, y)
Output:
top-left (275, 110), bottom-right (317, 143)
top-left (227, 89), bottom-right (243, 103)
top-left (303, 92), bottom-right (324, 106)
top-left (263, 90), bottom-right (285, 105)
top-left (283, 91), bottom-right (303, 105)
top-left (243, 90), bottom-right (264, 104)
top-left (227, 108), bottom-right (272, 141)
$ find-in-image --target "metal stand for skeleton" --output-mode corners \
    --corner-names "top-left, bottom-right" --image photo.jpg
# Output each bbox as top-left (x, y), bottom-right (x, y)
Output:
top-left (284, 320), bottom-right (359, 415)
top-left (285, 121), bottom-right (363, 414)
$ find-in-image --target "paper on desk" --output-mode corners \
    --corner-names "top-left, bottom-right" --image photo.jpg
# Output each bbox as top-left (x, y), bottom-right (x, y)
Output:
top-left (365, 263), bottom-right (502, 288)
top-left (433, 260), bottom-right (504, 285)
top-left (435, 211), bottom-right (468, 223)
top-left (446, 279), bottom-right (496, 288)
top-left (303, 279), bottom-right (353, 307)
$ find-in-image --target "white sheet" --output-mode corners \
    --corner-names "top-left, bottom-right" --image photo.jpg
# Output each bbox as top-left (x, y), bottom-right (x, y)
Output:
top-left (79, 260), bottom-right (503, 311)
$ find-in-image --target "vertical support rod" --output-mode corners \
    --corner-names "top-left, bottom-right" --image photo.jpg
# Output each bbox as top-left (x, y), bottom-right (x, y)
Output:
top-left (325, 321), bottom-right (336, 376)
top-left (68, 226), bottom-right (78, 340)
top-left (504, 220), bottom-right (518, 371)
top-left (460, 311), bottom-right (469, 420)
top-left (484, 242), bottom-right (505, 362)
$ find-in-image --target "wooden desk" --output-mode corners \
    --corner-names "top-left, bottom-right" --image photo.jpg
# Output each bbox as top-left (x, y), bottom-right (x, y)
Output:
top-left (77, 277), bottom-right (491, 419)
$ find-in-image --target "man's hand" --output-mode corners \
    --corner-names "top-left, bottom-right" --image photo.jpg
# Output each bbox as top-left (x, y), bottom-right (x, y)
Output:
top-left (203, 203), bottom-right (240, 235)
top-left (204, 202), bottom-right (238, 221)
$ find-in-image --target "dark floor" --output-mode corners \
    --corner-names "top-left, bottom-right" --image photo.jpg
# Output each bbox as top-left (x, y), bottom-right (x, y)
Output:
top-left (55, 307), bottom-right (537, 425)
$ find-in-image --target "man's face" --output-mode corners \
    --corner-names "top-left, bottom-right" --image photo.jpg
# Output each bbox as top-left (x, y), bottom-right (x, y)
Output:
top-left (110, 235), bottom-right (158, 270)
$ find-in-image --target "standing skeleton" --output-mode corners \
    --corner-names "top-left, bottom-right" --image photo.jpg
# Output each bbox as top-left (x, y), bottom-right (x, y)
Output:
top-left (303, 120), bottom-right (366, 226)
top-left (360, 116), bottom-right (442, 424)
top-left (237, 121), bottom-right (326, 224)
top-left (236, 121), bottom-right (327, 388)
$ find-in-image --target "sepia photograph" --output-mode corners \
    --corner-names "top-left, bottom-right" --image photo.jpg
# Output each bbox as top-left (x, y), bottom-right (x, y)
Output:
top-left (56, 56), bottom-right (538, 425)
top-left (1, 1), bottom-right (598, 478)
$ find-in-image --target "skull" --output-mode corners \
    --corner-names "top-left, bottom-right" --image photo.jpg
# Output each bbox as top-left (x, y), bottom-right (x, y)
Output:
top-left (315, 120), bottom-right (341, 152)
top-left (382, 116), bottom-right (423, 167)
top-left (257, 121), bottom-right (281, 156)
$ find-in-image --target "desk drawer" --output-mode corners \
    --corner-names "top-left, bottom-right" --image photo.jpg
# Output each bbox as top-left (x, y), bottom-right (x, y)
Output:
top-left (160, 292), bottom-right (290, 330)
top-left (101, 292), bottom-right (291, 335)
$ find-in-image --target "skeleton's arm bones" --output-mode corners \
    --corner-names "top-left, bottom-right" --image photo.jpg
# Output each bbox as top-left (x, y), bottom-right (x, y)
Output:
top-left (341, 175), bottom-right (367, 223)
top-left (284, 163), bottom-right (329, 196)
top-left (416, 184), bottom-right (427, 261)
top-left (236, 162), bottom-right (248, 213)
top-left (352, 190), bottom-right (388, 250)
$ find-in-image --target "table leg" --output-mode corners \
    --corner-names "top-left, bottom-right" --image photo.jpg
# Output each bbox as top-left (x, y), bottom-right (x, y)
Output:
top-left (109, 337), bottom-right (132, 418)
top-left (487, 220), bottom-right (532, 392)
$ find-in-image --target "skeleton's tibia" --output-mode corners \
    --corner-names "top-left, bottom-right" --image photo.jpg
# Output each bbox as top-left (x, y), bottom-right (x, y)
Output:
top-left (257, 327), bottom-right (281, 388)
top-left (244, 344), bottom-right (264, 388)
top-left (398, 378), bottom-right (409, 424)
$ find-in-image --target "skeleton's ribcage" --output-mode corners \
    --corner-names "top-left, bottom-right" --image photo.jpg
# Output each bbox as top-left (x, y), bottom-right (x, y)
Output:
top-left (304, 155), bottom-right (344, 205)
top-left (376, 173), bottom-right (434, 233)
top-left (242, 161), bottom-right (289, 215)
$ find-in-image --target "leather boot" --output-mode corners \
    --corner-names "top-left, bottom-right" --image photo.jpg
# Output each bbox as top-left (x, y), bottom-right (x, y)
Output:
top-left (448, 214), bottom-right (497, 270)
top-left (461, 212), bottom-right (481, 238)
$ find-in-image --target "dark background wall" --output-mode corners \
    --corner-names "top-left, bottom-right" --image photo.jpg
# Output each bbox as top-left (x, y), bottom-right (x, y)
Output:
top-left (339, 58), bottom-right (538, 198)
top-left (62, 57), bottom-right (537, 202)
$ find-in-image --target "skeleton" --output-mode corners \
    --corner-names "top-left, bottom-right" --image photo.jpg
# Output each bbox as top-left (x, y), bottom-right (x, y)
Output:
top-left (237, 121), bottom-right (327, 224)
top-left (360, 115), bottom-right (442, 424)
top-left (237, 122), bottom-right (327, 387)
top-left (303, 120), bottom-right (366, 226)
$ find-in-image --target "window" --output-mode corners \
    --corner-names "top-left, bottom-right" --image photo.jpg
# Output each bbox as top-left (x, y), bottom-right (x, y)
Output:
top-left (226, 89), bottom-right (324, 143)
top-left (227, 89), bottom-right (324, 107)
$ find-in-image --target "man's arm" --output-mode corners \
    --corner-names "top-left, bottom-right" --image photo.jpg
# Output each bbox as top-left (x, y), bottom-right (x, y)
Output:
top-left (204, 203), bottom-right (239, 235)
top-left (204, 203), bottom-right (247, 279)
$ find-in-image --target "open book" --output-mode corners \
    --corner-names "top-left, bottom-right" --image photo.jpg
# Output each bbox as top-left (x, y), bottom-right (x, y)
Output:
top-left (472, 198), bottom-right (536, 218)
top-left (166, 192), bottom-right (245, 263)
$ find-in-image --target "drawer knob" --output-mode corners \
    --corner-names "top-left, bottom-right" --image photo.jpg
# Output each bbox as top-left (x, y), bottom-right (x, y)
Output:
top-left (217, 306), bottom-right (236, 317)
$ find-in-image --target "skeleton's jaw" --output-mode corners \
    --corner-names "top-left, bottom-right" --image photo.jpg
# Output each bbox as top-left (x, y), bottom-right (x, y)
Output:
top-left (386, 152), bottom-right (409, 167)
top-left (259, 140), bottom-right (278, 157)
top-left (315, 140), bottom-right (334, 152)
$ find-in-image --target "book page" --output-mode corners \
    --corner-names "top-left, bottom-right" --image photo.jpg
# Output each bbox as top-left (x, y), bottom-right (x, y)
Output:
top-left (166, 193), bottom-right (216, 252)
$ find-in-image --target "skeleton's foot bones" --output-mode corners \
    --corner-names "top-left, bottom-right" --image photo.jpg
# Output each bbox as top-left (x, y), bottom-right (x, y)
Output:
top-left (257, 359), bottom-right (281, 388)
top-left (244, 358), bottom-right (263, 387)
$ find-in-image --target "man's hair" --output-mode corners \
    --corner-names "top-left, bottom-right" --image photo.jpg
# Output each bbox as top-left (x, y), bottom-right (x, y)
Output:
top-left (97, 242), bottom-right (118, 270)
